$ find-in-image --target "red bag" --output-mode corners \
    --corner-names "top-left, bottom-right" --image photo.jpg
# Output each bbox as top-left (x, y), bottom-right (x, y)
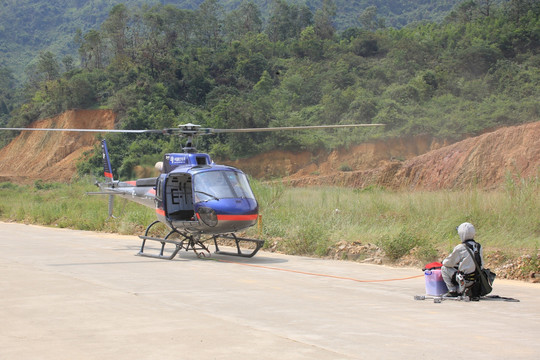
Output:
top-left (423, 262), bottom-right (443, 271)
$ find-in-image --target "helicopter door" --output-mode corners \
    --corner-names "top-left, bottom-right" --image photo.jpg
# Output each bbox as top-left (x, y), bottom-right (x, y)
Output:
top-left (165, 174), bottom-right (195, 221)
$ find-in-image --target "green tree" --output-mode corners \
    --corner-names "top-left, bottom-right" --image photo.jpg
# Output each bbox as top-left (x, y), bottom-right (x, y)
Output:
top-left (65, 73), bottom-right (96, 108)
top-left (137, 5), bottom-right (180, 80)
top-left (505, 0), bottom-right (539, 23)
top-left (478, 0), bottom-right (496, 17)
top-left (76, 29), bottom-right (106, 69)
top-left (236, 52), bottom-right (268, 83)
top-left (3, 0), bottom-right (540, 166)
top-left (294, 26), bottom-right (324, 60)
top-left (314, 0), bottom-right (336, 40)
top-left (455, 0), bottom-right (479, 22)
top-left (102, 4), bottom-right (130, 60)
top-left (266, 0), bottom-right (313, 42)
top-left (0, 66), bottom-right (15, 122)
top-left (359, 6), bottom-right (385, 31)
top-left (169, 8), bottom-right (197, 46)
top-left (224, 1), bottom-right (262, 41)
top-left (351, 33), bottom-right (380, 57)
top-left (253, 70), bottom-right (273, 94)
top-left (61, 55), bottom-right (75, 73)
top-left (37, 51), bottom-right (60, 81)
top-left (195, 0), bottom-right (225, 50)
top-left (456, 45), bottom-right (502, 77)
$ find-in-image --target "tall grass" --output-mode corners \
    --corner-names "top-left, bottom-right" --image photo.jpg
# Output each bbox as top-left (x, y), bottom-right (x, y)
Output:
top-left (0, 179), bottom-right (155, 234)
top-left (251, 175), bottom-right (540, 260)
top-left (0, 175), bottom-right (538, 265)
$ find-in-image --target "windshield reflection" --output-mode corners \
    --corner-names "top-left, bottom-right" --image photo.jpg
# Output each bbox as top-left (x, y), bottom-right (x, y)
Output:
top-left (193, 170), bottom-right (255, 202)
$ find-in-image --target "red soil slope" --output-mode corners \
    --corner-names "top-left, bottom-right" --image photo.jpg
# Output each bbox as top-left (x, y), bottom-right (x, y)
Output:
top-left (1, 109), bottom-right (538, 190)
top-left (235, 121), bottom-right (539, 190)
top-left (389, 121), bottom-right (540, 190)
top-left (0, 110), bottom-right (115, 183)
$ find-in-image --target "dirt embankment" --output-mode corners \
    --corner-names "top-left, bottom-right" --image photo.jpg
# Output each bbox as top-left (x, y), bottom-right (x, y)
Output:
top-left (388, 121), bottom-right (540, 190)
top-left (0, 110), bottom-right (115, 183)
top-left (231, 121), bottom-right (540, 190)
top-left (225, 134), bottom-right (450, 181)
top-left (1, 110), bottom-right (539, 190)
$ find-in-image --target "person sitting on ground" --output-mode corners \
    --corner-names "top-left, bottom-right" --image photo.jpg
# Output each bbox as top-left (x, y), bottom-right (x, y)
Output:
top-left (441, 222), bottom-right (484, 297)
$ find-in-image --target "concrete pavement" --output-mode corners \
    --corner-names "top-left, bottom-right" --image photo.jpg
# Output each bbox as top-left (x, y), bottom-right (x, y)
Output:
top-left (0, 222), bottom-right (539, 359)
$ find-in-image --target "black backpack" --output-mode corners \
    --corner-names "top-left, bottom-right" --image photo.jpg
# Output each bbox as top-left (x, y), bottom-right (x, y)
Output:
top-left (464, 241), bottom-right (496, 297)
top-left (465, 240), bottom-right (483, 268)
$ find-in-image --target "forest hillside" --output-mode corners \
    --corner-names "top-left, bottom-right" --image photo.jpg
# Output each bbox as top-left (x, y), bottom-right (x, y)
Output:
top-left (0, 0), bottom-right (538, 180)
top-left (1, 0), bottom-right (463, 80)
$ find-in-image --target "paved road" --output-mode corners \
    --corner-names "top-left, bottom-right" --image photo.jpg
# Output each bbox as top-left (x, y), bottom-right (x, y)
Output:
top-left (1, 222), bottom-right (539, 359)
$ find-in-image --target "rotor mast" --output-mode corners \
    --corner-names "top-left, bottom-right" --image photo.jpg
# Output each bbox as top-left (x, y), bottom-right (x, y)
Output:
top-left (177, 123), bottom-right (202, 153)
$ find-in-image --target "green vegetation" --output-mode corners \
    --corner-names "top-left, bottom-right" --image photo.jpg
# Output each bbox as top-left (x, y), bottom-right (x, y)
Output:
top-left (0, 179), bottom-right (155, 233)
top-left (0, 1), bottom-right (463, 81)
top-left (1, 0), bottom-right (539, 172)
top-left (254, 178), bottom-right (540, 257)
top-left (3, 176), bottom-right (537, 268)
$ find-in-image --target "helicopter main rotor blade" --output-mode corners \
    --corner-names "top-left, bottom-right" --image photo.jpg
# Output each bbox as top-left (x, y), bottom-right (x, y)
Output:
top-left (209, 123), bottom-right (385, 133)
top-left (0, 127), bottom-right (163, 133)
top-left (0, 123), bottom-right (384, 135)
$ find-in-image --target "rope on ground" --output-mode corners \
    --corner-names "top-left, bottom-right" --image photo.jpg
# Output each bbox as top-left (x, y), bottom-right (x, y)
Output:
top-left (202, 257), bottom-right (424, 283)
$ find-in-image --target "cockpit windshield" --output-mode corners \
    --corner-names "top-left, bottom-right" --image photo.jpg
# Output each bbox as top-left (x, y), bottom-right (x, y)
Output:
top-left (193, 170), bottom-right (256, 202)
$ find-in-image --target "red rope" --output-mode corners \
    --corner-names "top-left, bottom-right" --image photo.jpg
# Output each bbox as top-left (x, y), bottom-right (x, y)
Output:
top-left (205, 257), bottom-right (424, 283)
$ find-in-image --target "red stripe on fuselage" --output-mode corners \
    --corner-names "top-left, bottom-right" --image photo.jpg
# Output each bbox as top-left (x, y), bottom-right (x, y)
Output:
top-left (196, 213), bottom-right (258, 221)
top-left (156, 208), bottom-right (166, 216)
top-left (217, 214), bottom-right (258, 221)
top-left (126, 181), bottom-right (136, 186)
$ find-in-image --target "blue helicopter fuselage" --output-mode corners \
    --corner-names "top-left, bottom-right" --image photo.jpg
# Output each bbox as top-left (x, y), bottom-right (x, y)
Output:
top-left (154, 159), bottom-right (259, 234)
top-left (97, 148), bottom-right (259, 235)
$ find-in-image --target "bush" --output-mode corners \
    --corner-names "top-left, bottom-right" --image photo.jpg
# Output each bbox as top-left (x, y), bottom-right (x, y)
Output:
top-left (286, 222), bottom-right (331, 256)
top-left (417, 241), bottom-right (440, 263)
top-left (379, 230), bottom-right (420, 261)
top-left (34, 180), bottom-right (61, 190)
top-left (0, 182), bottom-right (18, 190)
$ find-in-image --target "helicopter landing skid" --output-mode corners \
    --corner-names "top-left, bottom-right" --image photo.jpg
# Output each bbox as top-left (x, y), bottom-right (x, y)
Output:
top-left (212, 233), bottom-right (265, 258)
top-left (137, 221), bottom-right (211, 260)
top-left (136, 221), bottom-right (264, 259)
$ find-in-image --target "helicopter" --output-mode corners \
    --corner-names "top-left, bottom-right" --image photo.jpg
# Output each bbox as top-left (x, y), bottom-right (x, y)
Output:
top-left (0, 122), bottom-right (384, 260)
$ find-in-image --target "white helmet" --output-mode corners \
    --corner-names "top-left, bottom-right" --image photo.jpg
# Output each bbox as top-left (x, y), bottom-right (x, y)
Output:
top-left (457, 222), bottom-right (476, 242)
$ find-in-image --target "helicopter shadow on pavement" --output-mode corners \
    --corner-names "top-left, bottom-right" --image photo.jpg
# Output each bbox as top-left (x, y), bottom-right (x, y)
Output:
top-left (113, 243), bottom-right (289, 264)
top-left (210, 253), bottom-right (288, 265)
top-left (165, 251), bottom-right (289, 265)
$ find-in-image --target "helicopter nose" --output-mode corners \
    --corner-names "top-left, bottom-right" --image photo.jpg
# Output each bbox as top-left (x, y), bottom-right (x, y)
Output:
top-left (197, 206), bottom-right (218, 227)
